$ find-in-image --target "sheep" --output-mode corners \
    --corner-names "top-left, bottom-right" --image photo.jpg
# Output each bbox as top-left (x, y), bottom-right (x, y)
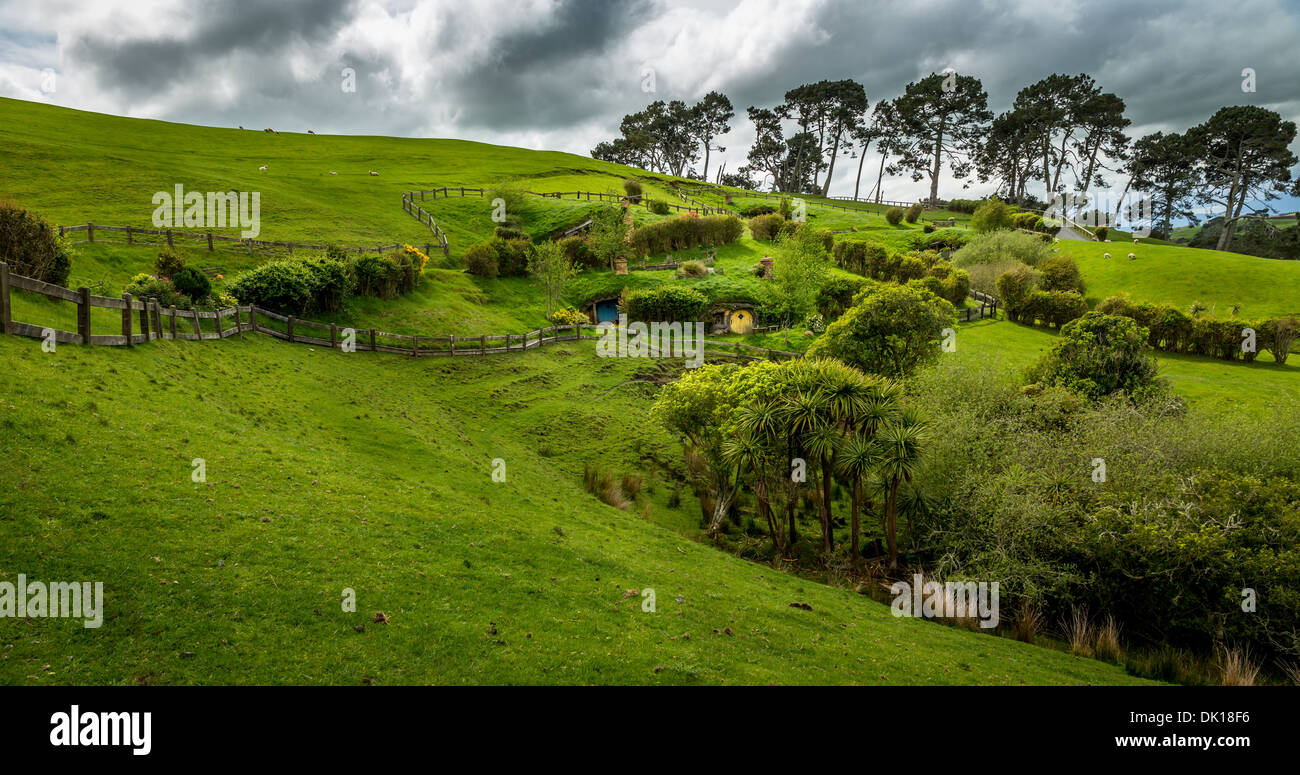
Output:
top-left (263, 128), bottom-right (274, 133)
top-left (1128, 253), bottom-right (1137, 260)
top-left (329, 171), bottom-right (337, 175)
top-left (239, 125), bottom-right (244, 130)
top-left (258, 165), bottom-right (268, 171)
top-left (307, 129), bottom-right (315, 134)
top-left (1133, 238), bottom-right (1140, 244)
top-left (368, 170), bottom-right (379, 176)
top-left (1104, 238), bottom-right (1112, 242)
top-left (1103, 252), bottom-right (1112, 259)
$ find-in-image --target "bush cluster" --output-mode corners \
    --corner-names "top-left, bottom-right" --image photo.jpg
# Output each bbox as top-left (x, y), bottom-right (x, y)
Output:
top-left (463, 237), bottom-right (534, 278)
top-left (622, 285), bottom-right (709, 323)
top-left (630, 214), bottom-right (742, 258)
top-left (905, 202), bottom-right (923, 223)
top-left (0, 199), bottom-right (72, 285)
top-left (1097, 293), bottom-right (1299, 364)
top-left (884, 206), bottom-right (905, 225)
top-left (832, 241), bottom-right (970, 306)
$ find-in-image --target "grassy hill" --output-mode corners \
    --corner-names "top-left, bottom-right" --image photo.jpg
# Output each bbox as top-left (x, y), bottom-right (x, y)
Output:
top-left (3, 97), bottom-right (1296, 684)
top-left (0, 334), bottom-right (1148, 685)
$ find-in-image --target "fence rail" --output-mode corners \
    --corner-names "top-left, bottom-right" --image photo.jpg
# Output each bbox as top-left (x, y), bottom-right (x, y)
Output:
top-left (57, 223), bottom-right (437, 259)
top-left (0, 262), bottom-right (802, 363)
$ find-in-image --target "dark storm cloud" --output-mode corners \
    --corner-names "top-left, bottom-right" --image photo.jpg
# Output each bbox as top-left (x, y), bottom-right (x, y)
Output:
top-left (441, 0), bottom-right (657, 131)
top-left (68, 0), bottom-right (355, 96)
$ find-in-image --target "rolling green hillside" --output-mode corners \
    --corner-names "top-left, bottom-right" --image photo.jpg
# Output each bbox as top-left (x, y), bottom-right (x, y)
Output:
top-left (0, 334), bottom-right (1148, 685)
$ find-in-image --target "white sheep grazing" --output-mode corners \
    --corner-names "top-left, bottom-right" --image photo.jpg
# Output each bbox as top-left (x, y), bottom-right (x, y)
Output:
top-left (258, 165), bottom-right (268, 171)
top-left (329, 171), bottom-right (337, 175)
top-left (368, 170), bottom-right (379, 176)
top-left (1103, 252), bottom-right (1112, 259)
top-left (1128, 253), bottom-right (1137, 260)
top-left (1104, 239), bottom-right (1112, 243)
top-left (1133, 238), bottom-right (1139, 244)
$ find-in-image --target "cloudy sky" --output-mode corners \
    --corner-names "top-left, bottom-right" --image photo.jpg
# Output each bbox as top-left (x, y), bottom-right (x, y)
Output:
top-left (3, 0), bottom-right (1299, 213)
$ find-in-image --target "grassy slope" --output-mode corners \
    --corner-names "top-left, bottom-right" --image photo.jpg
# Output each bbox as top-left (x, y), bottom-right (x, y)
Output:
top-left (1055, 238), bottom-right (1300, 317)
top-left (954, 317), bottom-right (1300, 418)
top-left (0, 334), bottom-right (1146, 685)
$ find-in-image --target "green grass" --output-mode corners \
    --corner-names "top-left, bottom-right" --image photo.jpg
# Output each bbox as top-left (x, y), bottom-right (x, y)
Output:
top-left (0, 334), bottom-right (1149, 685)
top-left (1052, 239), bottom-right (1300, 317)
top-left (954, 316), bottom-right (1300, 418)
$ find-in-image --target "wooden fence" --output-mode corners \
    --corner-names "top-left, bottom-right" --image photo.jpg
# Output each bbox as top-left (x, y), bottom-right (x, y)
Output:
top-left (0, 261), bottom-right (802, 363)
top-left (57, 223), bottom-right (438, 259)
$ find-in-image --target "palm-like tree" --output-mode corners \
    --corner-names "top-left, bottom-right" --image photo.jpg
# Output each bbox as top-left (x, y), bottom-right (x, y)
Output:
top-left (722, 430), bottom-right (782, 549)
top-left (877, 407), bottom-right (929, 571)
top-left (781, 389), bottom-right (836, 553)
top-left (835, 432), bottom-right (880, 569)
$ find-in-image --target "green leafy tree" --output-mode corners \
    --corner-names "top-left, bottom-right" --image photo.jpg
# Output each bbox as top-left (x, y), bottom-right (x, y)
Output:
top-left (807, 284), bottom-right (956, 377)
top-left (527, 240), bottom-right (576, 318)
top-left (893, 72), bottom-right (992, 205)
top-left (769, 225), bottom-right (831, 345)
top-left (970, 198), bottom-right (1013, 232)
top-left (877, 408), bottom-right (929, 570)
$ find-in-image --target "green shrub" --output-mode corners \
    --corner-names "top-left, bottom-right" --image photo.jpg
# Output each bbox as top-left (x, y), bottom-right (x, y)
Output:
top-left (905, 203), bottom-right (923, 223)
top-left (1026, 311), bottom-right (1161, 400)
top-left (124, 273), bottom-right (188, 309)
top-left (970, 198), bottom-right (1013, 233)
top-left (740, 204), bottom-right (776, 217)
top-left (171, 265), bottom-right (211, 303)
top-left (923, 222), bottom-right (936, 233)
top-left (952, 229), bottom-right (1052, 268)
top-left (885, 206), bottom-right (905, 226)
top-left (816, 274), bottom-right (874, 320)
top-left (908, 276), bottom-right (946, 299)
top-left (676, 259), bottom-right (709, 278)
top-left (946, 198), bottom-right (981, 214)
top-left (0, 198), bottom-right (69, 284)
top-left (227, 260), bottom-right (316, 314)
top-left (749, 213), bottom-right (785, 241)
top-left (1024, 289), bottom-right (1087, 328)
top-left (1094, 226), bottom-right (1110, 241)
top-left (1037, 255), bottom-right (1086, 295)
top-left (463, 241), bottom-right (499, 278)
top-left (623, 285), bottom-right (708, 323)
top-left (631, 214), bottom-right (743, 257)
top-left (941, 268), bottom-right (971, 307)
top-left (623, 178), bottom-right (642, 202)
top-left (778, 197), bottom-right (792, 220)
top-left (154, 247), bottom-right (186, 279)
top-left (558, 236), bottom-right (600, 271)
top-left (997, 265), bottom-right (1040, 323)
top-left (493, 225), bottom-right (530, 241)
top-left (1259, 316), bottom-right (1300, 365)
top-left (647, 200), bottom-right (671, 215)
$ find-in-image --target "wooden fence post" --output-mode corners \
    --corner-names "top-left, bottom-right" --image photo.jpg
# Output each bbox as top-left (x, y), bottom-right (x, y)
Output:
top-left (151, 301), bottom-right (162, 338)
top-left (287, 317), bottom-right (295, 343)
top-left (191, 309), bottom-right (202, 339)
top-left (215, 307), bottom-right (223, 337)
top-left (166, 229), bottom-right (173, 248)
top-left (87, 223), bottom-right (94, 243)
top-left (76, 287), bottom-right (91, 344)
top-left (168, 306), bottom-right (178, 339)
top-left (138, 299), bottom-right (150, 341)
top-left (480, 334), bottom-right (486, 354)
top-left (0, 262), bottom-right (9, 335)
top-left (121, 293), bottom-right (133, 345)
top-left (369, 329), bottom-right (376, 351)
top-left (248, 306), bottom-right (258, 334)
top-left (126, 226), bottom-right (132, 244)
top-left (411, 335), bottom-right (419, 357)
top-left (329, 323), bottom-right (337, 348)
top-left (449, 335), bottom-right (455, 355)
top-left (207, 232), bottom-right (214, 251)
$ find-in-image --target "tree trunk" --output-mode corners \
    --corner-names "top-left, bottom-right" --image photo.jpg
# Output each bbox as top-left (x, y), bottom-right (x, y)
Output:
top-left (849, 477), bottom-right (862, 570)
top-left (821, 453), bottom-right (834, 551)
top-left (706, 486), bottom-right (734, 536)
top-left (821, 130), bottom-right (842, 197)
top-left (928, 127), bottom-right (944, 207)
top-left (852, 141), bottom-right (870, 200)
top-left (872, 150), bottom-right (888, 203)
top-left (886, 479), bottom-right (901, 571)
top-left (701, 137), bottom-right (712, 183)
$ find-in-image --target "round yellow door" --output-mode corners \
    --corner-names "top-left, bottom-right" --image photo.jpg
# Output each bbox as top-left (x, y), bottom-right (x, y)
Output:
top-left (730, 309), bottom-right (754, 334)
